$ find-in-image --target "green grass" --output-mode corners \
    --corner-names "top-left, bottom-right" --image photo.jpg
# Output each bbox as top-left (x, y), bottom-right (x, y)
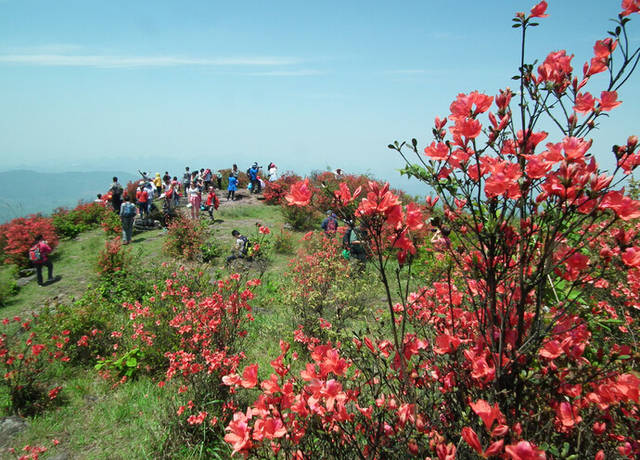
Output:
top-left (0, 202), bottom-right (308, 459)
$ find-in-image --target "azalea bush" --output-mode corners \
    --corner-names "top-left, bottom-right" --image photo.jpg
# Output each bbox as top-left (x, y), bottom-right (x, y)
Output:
top-left (222, 2), bottom-right (640, 459)
top-left (263, 172), bottom-right (302, 205)
top-left (282, 231), bottom-right (378, 347)
top-left (52, 201), bottom-right (111, 239)
top-left (163, 216), bottom-right (207, 261)
top-left (100, 208), bottom-right (122, 237)
top-left (0, 215), bottom-right (59, 268)
top-left (95, 237), bottom-right (132, 278)
top-left (0, 315), bottom-right (69, 416)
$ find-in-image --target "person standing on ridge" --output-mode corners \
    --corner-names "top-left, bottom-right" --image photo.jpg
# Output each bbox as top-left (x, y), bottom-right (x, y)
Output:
top-left (110, 176), bottom-right (124, 213)
top-left (136, 184), bottom-right (149, 219)
top-left (248, 163), bottom-right (261, 194)
top-left (188, 180), bottom-right (202, 219)
top-left (29, 235), bottom-right (54, 286)
top-left (183, 167), bottom-right (191, 195)
top-left (227, 174), bottom-right (238, 201)
top-left (119, 194), bottom-right (137, 244)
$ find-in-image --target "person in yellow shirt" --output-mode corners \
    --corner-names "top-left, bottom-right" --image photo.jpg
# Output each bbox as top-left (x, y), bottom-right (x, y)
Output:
top-left (153, 173), bottom-right (163, 197)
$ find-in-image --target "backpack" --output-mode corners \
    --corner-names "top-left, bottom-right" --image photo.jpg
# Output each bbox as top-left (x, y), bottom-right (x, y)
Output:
top-left (239, 235), bottom-right (249, 255)
top-left (342, 227), bottom-right (352, 249)
top-left (122, 202), bottom-right (136, 217)
top-left (29, 244), bottom-right (42, 263)
top-left (327, 217), bottom-right (338, 233)
top-left (112, 183), bottom-right (123, 197)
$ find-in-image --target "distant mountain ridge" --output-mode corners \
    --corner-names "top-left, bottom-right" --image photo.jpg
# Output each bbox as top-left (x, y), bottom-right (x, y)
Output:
top-left (0, 170), bottom-right (137, 223)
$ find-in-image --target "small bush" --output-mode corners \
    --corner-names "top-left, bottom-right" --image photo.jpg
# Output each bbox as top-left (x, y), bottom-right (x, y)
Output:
top-left (163, 217), bottom-right (207, 261)
top-left (52, 202), bottom-right (112, 239)
top-left (0, 272), bottom-right (19, 307)
top-left (0, 315), bottom-right (70, 415)
top-left (281, 204), bottom-right (321, 231)
top-left (95, 237), bottom-right (133, 278)
top-left (272, 226), bottom-right (295, 254)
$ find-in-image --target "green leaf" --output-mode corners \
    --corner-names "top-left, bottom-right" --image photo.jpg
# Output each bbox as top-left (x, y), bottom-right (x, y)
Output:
top-left (126, 357), bottom-right (138, 367)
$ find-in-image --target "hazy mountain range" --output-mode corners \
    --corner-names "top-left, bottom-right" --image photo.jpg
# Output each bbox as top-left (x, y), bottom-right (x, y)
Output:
top-left (0, 170), bottom-right (137, 223)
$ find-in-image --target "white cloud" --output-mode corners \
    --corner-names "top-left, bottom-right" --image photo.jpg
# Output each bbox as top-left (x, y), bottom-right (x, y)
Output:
top-left (0, 53), bottom-right (302, 68)
top-left (384, 69), bottom-right (427, 75)
top-left (244, 69), bottom-right (323, 77)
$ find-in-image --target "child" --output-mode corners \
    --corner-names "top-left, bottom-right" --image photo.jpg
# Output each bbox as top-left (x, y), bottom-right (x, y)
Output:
top-left (205, 186), bottom-right (220, 221)
top-left (227, 175), bottom-right (238, 201)
top-left (136, 186), bottom-right (149, 219)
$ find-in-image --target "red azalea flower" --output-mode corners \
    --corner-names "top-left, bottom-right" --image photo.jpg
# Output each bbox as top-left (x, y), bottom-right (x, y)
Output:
top-left (285, 178), bottom-right (313, 206)
top-left (505, 440), bottom-right (547, 460)
top-left (599, 91), bottom-right (622, 111)
top-left (530, 1), bottom-right (548, 18)
top-left (461, 427), bottom-right (483, 454)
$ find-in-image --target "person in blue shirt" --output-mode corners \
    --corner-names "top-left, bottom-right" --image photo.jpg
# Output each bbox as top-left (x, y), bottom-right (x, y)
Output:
top-left (227, 175), bottom-right (238, 201)
top-left (248, 163), bottom-right (261, 194)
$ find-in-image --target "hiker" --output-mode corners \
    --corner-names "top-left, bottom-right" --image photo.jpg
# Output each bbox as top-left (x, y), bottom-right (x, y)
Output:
top-left (110, 176), bottom-right (124, 213)
top-left (203, 168), bottom-right (213, 189)
top-left (120, 194), bottom-right (137, 244)
top-left (349, 222), bottom-right (369, 264)
top-left (94, 194), bottom-right (103, 203)
top-left (334, 168), bottom-right (345, 179)
top-left (321, 210), bottom-right (338, 235)
top-left (268, 162), bottom-right (278, 182)
top-left (216, 170), bottom-right (223, 190)
top-left (205, 186), bottom-right (220, 222)
top-left (248, 163), bottom-right (261, 194)
top-left (227, 174), bottom-right (238, 201)
top-left (188, 180), bottom-right (202, 219)
top-left (162, 171), bottom-right (171, 184)
top-left (161, 183), bottom-right (177, 227)
top-left (153, 173), bottom-right (163, 197)
top-left (29, 235), bottom-right (54, 286)
top-left (226, 230), bottom-right (249, 264)
top-left (183, 167), bottom-right (191, 194)
top-left (143, 181), bottom-right (154, 215)
top-left (172, 179), bottom-right (181, 206)
top-left (231, 164), bottom-right (239, 178)
top-left (136, 185), bottom-right (149, 219)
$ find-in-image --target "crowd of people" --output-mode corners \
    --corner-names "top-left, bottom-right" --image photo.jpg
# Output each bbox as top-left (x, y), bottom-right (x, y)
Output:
top-left (95, 163), bottom-right (279, 245)
top-left (29, 162), bottom-right (371, 287)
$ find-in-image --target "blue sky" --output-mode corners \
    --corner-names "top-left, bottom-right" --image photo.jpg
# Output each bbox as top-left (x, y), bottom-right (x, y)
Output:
top-left (0, 0), bottom-right (638, 195)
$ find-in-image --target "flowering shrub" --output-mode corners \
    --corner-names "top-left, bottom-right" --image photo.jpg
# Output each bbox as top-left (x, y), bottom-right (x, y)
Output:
top-left (100, 208), bottom-right (122, 237)
top-left (95, 237), bottom-right (132, 278)
top-left (0, 215), bottom-right (58, 268)
top-left (52, 202), bottom-right (111, 239)
top-left (282, 231), bottom-right (378, 346)
top-left (263, 172), bottom-right (302, 205)
top-left (0, 315), bottom-right (69, 415)
top-left (223, 2), bottom-right (640, 458)
top-left (103, 265), bottom-right (257, 452)
top-left (163, 216), bottom-right (206, 261)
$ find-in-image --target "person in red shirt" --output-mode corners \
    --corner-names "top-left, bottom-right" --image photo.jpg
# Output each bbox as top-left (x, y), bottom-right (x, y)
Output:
top-left (205, 186), bottom-right (220, 222)
top-left (136, 185), bottom-right (149, 219)
top-left (29, 235), bottom-right (54, 286)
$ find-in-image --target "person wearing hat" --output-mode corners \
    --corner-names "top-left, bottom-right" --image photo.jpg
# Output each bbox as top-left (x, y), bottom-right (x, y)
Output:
top-left (268, 162), bottom-right (278, 182)
top-left (321, 210), bottom-right (338, 235)
top-left (248, 163), bottom-right (261, 194)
